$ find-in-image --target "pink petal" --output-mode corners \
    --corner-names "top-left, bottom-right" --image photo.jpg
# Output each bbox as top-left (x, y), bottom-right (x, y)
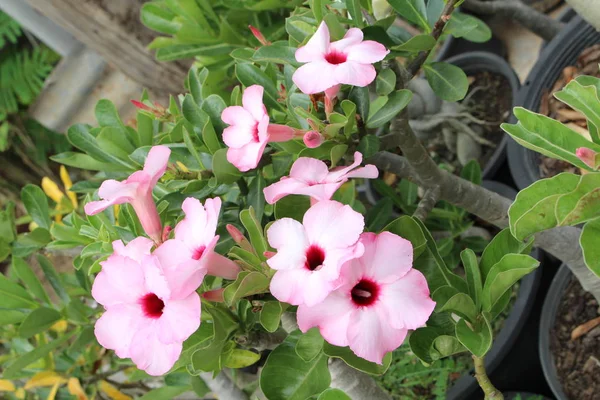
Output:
top-left (324, 84), bottom-right (341, 100)
top-left (257, 114), bottom-right (271, 142)
top-left (359, 232), bottom-right (413, 283)
top-left (266, 218), bottom-right (309, 271)
top-left (94, 304), bottom-right (144, 358)
top-left (379, 269), bottom-right (435, 330)
top-left (297, 290), bottom-right (353, 347)
top-left (346, 41), bottom-right (389, 64)
top-left (303, 131), bottom-right (324, 148)
top-left (303, 268), bottom-right (342, 306)
top-left (143, 146), bottom-right (171, 186)
top-left (292, 62), bottom-right (338, 95)
top-left (227, 140), bottom-right (268, 172)
top-left (295, 21), bottom-right (330, 63)
top-left (92, 255), bottom-right (146, 307)
top-left (221, 105), bottom-right (255, 127)
top-left (175, 197), bottom-right (221, 250)
top-left (326, 151), bottom-right (364, 182)
top-left (84, 180), bottom-right (138, 215)
top-left (130, 192), bottom-right (163, 244)
top-left (129, 326), bottom-right (183, 376)
top-left (334, 61), bottom-right (376, 87)
top-left (270, 267), bottom-right (339, 306)
top-left (157, 292), bottom-right (201, 344)
top-left (329, 28), bottom-right (364, 52)
top-left (112, 238), bottom-right (154, 264)
top-left (202, 288), bottom-right (225, 302)
top-left (242, 85), bottom-right (267, 121)
top-left (347, 308), bottom-right (408, 364)
top-left (267, 124), bottom-right (296, 142)
top-left (345, 165), bottom-right (379, 179)
top-left (141, 255), bottom-right (171, 301)
top-left (205, 252), bottom-right (241, 280)
top-left (263, 178), bottom-right (308, 204)
top-left (222, 124), bottom-right (256, 148)
top-left (290, 157), bottom-right (329, 183)
top-left (302, 200), bottom-right (364, 250)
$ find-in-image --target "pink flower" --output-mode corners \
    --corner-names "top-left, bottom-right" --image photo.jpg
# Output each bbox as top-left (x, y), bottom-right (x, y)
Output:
top-left (221, 85), bottom-right (296, 172)
top-left (303, 131), bottom-right (324, 148)
top-left (297, 232), bottom-right (435, 364)
top-left (576, 147), bottom-right (599, 170)
top-left (85, 146), bottom-right (170, 244)
top-left (266, 200), bottom-right (365, 306)
top-left (154, 197), bottom-right (240, 285)
top-left (293, 22), bottom-right (389, 95)
top-left (263, 152), bottom-right (378, 204)
top-left (92, 237), bottom-right (201, 375)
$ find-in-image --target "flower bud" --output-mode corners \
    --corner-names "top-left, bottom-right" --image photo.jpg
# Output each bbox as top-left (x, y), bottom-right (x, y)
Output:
top-left (249, 25), bottom-right (270, 46)
top-left (576, 147), bottom-right (599, 170)
top-left (303, 131), bottom-right (324, 148)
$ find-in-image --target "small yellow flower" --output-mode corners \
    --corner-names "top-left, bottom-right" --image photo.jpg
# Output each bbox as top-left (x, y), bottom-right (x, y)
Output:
top-left (50, 320), bottom-right (68, 333)
top-left (67, 378), bottom-right (88, 400)
top-left (176, 161), bottom-right (190, 173)
top-left (41, 166), bottom-right (78, 223)
top-left (60, 165), bottom-right (78, 208)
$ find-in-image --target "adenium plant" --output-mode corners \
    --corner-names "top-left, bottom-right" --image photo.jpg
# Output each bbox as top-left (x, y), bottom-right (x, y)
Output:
top-left (4, 1), bottom-right (590, 400)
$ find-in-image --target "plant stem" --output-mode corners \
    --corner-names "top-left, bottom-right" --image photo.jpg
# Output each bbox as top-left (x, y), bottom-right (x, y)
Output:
top-left (413, 186), bottom-right (440, 221)
top-left (472, 355), bottom-right (503, 399)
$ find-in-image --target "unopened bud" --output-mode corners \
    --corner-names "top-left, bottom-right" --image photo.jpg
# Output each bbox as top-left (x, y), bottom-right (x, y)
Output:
top-left (227, 224), bottom-right (246, 244)
top-left (303, 131), bottom-right (324, 148)
top-left (576, 147), bottom-right (599, 170)
top-left (202, 288), bottom-right (225, 302)
top-left (131, 100), bottom-right (152, 112)
top-left (249, 25), bottom-right (270, 46)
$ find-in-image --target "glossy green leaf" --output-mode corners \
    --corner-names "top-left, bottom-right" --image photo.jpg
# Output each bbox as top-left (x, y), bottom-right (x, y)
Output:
top-left (12, 228), bottom-right (51, 258)
top-left (138, 386), bottom-right (190, 400)
top-left (388, 0), bottom-right (430, 31)
top-left (323, 343), bottom-right (392, 375)
top-left (67, 124), bottom-right (136, 170)
top-left (212, 148), bottom-right (242, 184)
top-left (349, 86), bottom-right (370, 122)
top-left (36, 254), bottom-right (70, 304)
top-left (366, 198), bottom-right (393, 232)
top-left (223, 349), bottom-right (261, 368)
top-left (502, 107), bottom-right (600, 171)
top-left (345, 0), bottom-right (364, 27)
top-left (482, 254), bottom-right (539, 312)
top-left (236, 63), bottom-right (281, 110)
top-left (11, 257), bottom-right (51, 305)
top-left (555, 80), bottom-right (600, 144)
top-left (248, 174), bottom-right (266, 221)
top-left (274, 194), bottom-right (310, 222)
top-left (260, 301), bottom-right (286, 332)
top-left (460, 160), bottom-right (482, 185)
top-left (0, 273), bottom-right (37, 309)
top-left (581, 218), bottom-right (600, 276)
top-left (21, 185), bottom-right (51, 231)
top-left (391, 34), bottom-right (436, 52)
top-left (240, 207), bottom-right (268, 258)
top-left (435, 289), bottom-right (478, 323)
top-left (555, 173), bottom-right (600, 226)
top-left (18, 307), bottom-right (62, 339)
top-left (366, 89), bottom-right (413, 128)
top-left (382, 216), bottom-right (427, 259)
top-left (461, 249), bottom-right (482, 309)
top-left (399, 179), bottom-right (418, 205)
top-left (254, 42), bottom-right (299, 66)
top-left (201, 94), bottom-right (227, 133)
top-left (223, 271), bottom-right (270, 305)
top-left (140, 3), bottom-right (179, 34)
top-left (409, 326), bottom-right (465, 363)
top-left (295, 328), bottom-right (324, 362)
top-left (376, 69), bottom-right (396, 96)
top-left (445, 12), bottom-right (491, 43)
top-left (455, 314), bottom-right (492, 357)
top-left (189, 306), bottom-right (237, 373)
top-left (51, 152), bottom-right (123, 171)
top-left (424, 62), bottom-right (469, 102)
top-left (261, 331), bottom-right (331, 400)
top-left (508, 173), bottom-right (580, 240)
top-left (318, 389), bottom-right (351, 400)
top-left (356, 135), bottom-right (381, 159)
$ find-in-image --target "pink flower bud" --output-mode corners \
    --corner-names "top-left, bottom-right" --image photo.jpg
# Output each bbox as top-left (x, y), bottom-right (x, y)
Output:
top-left (249, 25), bottom-right (270, 46)
top-left (226, 224), bottom-right (246, 244)
top-left (303, 131), bottom-right (324, 148)
top-left (576, 147), bottom-right (598, 169)
top-left (131, 100), bottom-right (152, 112)
top-left (202, 288), bottom-right (225, 303)
top-left (263, 251), bottom-right (276, 259)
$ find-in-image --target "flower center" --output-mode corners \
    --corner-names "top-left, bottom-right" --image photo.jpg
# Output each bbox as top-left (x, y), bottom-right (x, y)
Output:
top-left (325, 50), bottom-right (347, 65)
top-left (141, 293), bottom-right (165, 318)
top-left (251, 123), bottom-right (260, 142)
top-left (351, 279), bottom-right (380, 307)
top-left (305, 245), bottom-right (325, 271)
top-left (192, 246), bottom-right (206, 260)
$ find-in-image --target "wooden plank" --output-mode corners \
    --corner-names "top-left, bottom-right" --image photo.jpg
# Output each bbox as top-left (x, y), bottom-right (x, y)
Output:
top-left (22, 0), bottom-right (188, 95)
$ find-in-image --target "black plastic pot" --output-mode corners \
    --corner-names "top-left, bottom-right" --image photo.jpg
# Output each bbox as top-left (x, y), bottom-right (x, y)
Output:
top-left (507, 16), bottom-right (600, 189)
top-left (445, 181), bottom-right (543, 400)
top-left (539, 264), bottom-right (570, 400)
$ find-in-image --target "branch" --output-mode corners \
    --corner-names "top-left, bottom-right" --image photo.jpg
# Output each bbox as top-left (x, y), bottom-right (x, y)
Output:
top-left (413, 187), bottom-right (440, 221)
top-left (406, 0), bottom-right (460, 77)
top-left (473, 355), bottom-right (504, 399)
top-left (462, 0), bottom-right (563, 41)
top-left (199, 371), bottom-right (249, 400)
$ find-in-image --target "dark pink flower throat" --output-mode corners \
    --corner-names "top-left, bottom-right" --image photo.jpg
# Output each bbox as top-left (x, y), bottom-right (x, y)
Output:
top-left (351, 279), bottom-right (380, 307)
top-left (192, 246), bottom-right (206, 260)
top-left (325, 50), bottom-right (347, 65)
top-left (305, 245), bottom-right (325, 271)
top-left (141, 293), bottom-right (164, 318)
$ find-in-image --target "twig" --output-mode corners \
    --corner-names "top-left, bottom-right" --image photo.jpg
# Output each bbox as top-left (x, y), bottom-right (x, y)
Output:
top-left (473, 355), bottom-right (504, 399)
top-left (413, 186), bottom-right (440, 221)
top-left (462, 0), bottom-right (563, 41)
top-left (571, 316), bottom-right (600, 340)
top-left (406, 0), bottom-right (460, 77)
top-left (361, 9), bottom-right (376, 26)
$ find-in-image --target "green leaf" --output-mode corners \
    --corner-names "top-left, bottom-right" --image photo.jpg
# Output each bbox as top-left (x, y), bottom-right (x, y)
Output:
top-left (274, 194), bottom-right (311, 222)
top-left (349, 86), bottom-right (370, 122)
top-left (356, 136), bottom-right (380, 160)
top-left (399, 179), bottom-right (418, 205)
top-left (223, 349), bottom-right (261, 368)
top-left (18, 307), bottom-right (62, 339)
top-left (189, 306), bottom-right (237, 373)
top-left (508, 173), bottom-right (580, 240)
top-left (481, 254), bottom-right (539, 312)
top-left (253, 42), bottom-right (299, 66)
top-left (376, 69), bottom-right (396, 96)
top-left (295, 328), bottom-right (324, 362)
top-left (455, 315), bottom-right (492, 357)
top-left (460, 160), bottom-right (482, 185)
top-left (446, 12), bottom-right (491, 43)
top-left (156, 43), bottom-right (238, 61)
top-left (260, 301), bottom-right (286, 332)
top-left (223, 271), bottom-right (270, 305)
top-left (240, 207), bottom-right (268, 258)
top-left (581, 218), bottom-right (600, 276)
top-left (0, 239), bottom-right (10, 263)
top-left (388, 0), bottom-right (430, 31)
top-left (502, 107), bottom-right (600, 171)
top-left (21, 185), bottom-right (51, 231)
top-left (67, 124), bottom-right (136, 170)
top-left (212, 148), bottom-right (242, 184)
top-left (248, 174), bottom-right (266, 222)
top-left (140, 3), bottom-right (180, 34)
top-left (36, 254), bottom-right (70, 304)
top-left (0, 273), bottom-right (37, 308)
top-left (382, 216), bottom-right (427, 259)
top-left (366, 198), bottom-right (393, 232)
top-left (555, 173), bottom-right (600, 226)
top-left (11, 257), bottom-right (51, 305)
top-left (323, 342), bottom-right (392, 375)
top-left (391, 34), bottom-right (436, 52)
top-left (318, 389), bottom-right (351, 400)
top-left (0, 310), bottom-right (28, 326)
top-left (235, 63), bottom-right (281, 110)
top-left (461, 249), bottom-right (482, 309)
top-left (3, 330), bottom-right (77, 378)
top-left (424, 62), bottom-right (469, 102)
top-left (366, 89), bottom-right (413, 128)
top-left (12, 228), bottom-right (51, 258)
top-left (554, 80), bottom-right (600, 144)
top-left (409, 326), bottom-right (465, 363)
top-left (51, 152), bottom-right (123, 172)
top-left (345, 0), bottom-right (364, 28)
top-left (434, 288), bottom-right (478, 323)
top-left (426, 0), bottom-right (444, 26)
top-left (138, 386), bottom-right (191, 400)
top-left (95, 99), bottom-right (126, 130)
top-left (96, 127), bottom-right (135, 161)
top-left (182, 94), bottom-right (221, 154)
top-left (201, 94), bottom-right (227, 133)
top-left (261, 331), bottom-right (331, 400)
